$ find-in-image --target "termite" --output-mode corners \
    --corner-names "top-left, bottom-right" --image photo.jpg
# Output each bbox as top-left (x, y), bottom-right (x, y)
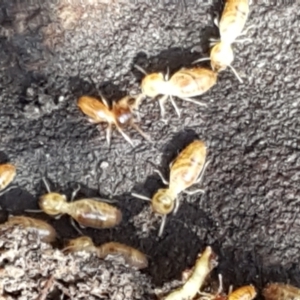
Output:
top-left (134, 65), bottom-right (217, 118)
top-left (263, 283), bottom-right (300, 300)
top-left (228, 285), bottom-right (257, 300)
top-left (198, 276), bottom-right (256, 300)
top-left (63, 236), bottom-right (148, 269)
top-left (0, 215), bottom-right (57, 243)
top-left (193, 0), bottom-right (252, 83)
top-left (0, 163), bottom-right (17, 195)
top-left (132, 139), bottom-right (209, 237)
top-left (163, 246), bottom-right (218, 300)
top-left (77, 94), bottom-right (150, 147)
top-left (26, 178), bottom-right (122, 233)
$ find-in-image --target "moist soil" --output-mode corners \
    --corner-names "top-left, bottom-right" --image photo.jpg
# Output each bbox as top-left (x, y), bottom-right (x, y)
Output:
top-left (0, 0), bottom-right (300, 299)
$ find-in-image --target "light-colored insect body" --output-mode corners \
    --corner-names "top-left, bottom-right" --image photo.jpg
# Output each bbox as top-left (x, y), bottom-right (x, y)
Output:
top-left (218, 0), bottom-right (250, 44)
top-left (39, 194), bottom-right (122, 230)
top-left (2, 215), bottom-right (57, 243)
top-left (136, 65), bottom-right (217, 118)
top-left (163, 246), bottom-right (218, 300)
top-left (193, 42), bottom-right (242, 83)
top-left (27, 179), bottom-right (122, 232)
top-left (263, 283), bottom-right (300, 300)
top-left (97, 242), bottom-right (148, 269)
top-left (63, 236), bottom-right (148, 269)
top-left (132, 140), bottom-right (209, 236)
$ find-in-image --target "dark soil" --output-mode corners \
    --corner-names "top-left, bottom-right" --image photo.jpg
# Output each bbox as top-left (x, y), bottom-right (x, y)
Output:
top-left (1, 0), bottom-right (300, 299)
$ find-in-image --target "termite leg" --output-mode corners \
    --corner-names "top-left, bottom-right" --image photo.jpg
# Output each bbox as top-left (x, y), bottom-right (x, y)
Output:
top-left (182, 188), bottom-right (205, 195)
top-left (170, 95), bottom-right (181, 117)
top-left (173, 197), bottom-right (180, 215)
top-left (154, 169), bottom-right (169, 185)
top-left (158, 95), bottom-right (168, 118)
top-left (131, 122), bottom-right (152, 143)
top-left (213, 12), bottom-right (220, 28)
top-left (134, 64), bottom-right (148, 75)
top-left (54, 214), bottom-right (63, 220)
top-left (234, 37), bottom-right (252, 44)
top-left (196, 160), bottom-right (211, 184)
top-left (181, 97), bottom-right (208, 107)
top-left (99, 92), bottom-right (110, 108)
top-left (106, 123), bottom-right (112, 147)
top-left (217, 273), bottom-right (224, 294)
top-left (240, 24), bottom-right (255, 37)
top-left (24, 208), bottom-right (43, 213)
top-left (158, 214), bottom-right (167, 237)
top-left (165, 66), bottom-right (170, 81)
top-left (193, 57), bottom-right (211, 65)
top-left (70, 217), bottom-right (84, 235)
top-left (91, 197), bottom-right (118, 203)
top-left (116, 126), bottom-right (134, 147)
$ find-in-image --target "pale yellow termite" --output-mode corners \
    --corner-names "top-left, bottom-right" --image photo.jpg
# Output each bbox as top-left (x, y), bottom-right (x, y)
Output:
top-left (1, 215), bottom-right (57, 243)
top-left (162, 246), bottom-right (218, 300)
top-left (63, 236), bottom-right (148, 269)
top-left (132, 139), bottom-right (210, 236)
top-left (0, 163), bottom-right (16, 194)
top-left (197, 276), bottom-right (256, 300)
top-left (263, 283), bottom-right (300, 300)
top-left (26, 179), bottom-right (122, 233)
top-left (134, 65), bottom-right (217, 118)
top-left (193, 0), bottom-right (251, 83)
top-left (78, 94), bottom-right (150, 147)
top-left (228, 285), bottom-right (257, 300)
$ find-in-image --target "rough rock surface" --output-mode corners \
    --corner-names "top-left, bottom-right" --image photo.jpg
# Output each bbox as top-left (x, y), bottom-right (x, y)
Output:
top-left (0, 226), bottom-right (154, 299)
top-left (1, 0), bottom-right (300, 299)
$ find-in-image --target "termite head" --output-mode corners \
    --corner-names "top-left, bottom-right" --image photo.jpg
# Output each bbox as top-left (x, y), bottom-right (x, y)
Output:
top-left (210, 42), bottom-right (234, 72)
top-left (151, 188), bottom-right (175, 215)
top-left (63, 236), bottom-right (95, 253)
top-left (201, 246), bottom-right (218, 271)
top-left (113, 96), bottom-right (134, 126)
top-left (141, 73), bottom-right (165, 98)
top-left (39, 192), bottom-right (67, 215)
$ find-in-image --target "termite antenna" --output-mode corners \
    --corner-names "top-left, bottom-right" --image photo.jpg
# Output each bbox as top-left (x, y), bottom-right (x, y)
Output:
top-left (134, 64), bottom-right (148, 75)
top-left (228, 64), bottom-right (243, 83)
top-left (24, 208), bottom-right (43, 213)
top-left (0, 185), bottom-right (18, 196)
top-left (131, 193), bottom-right (151, 201)
top-left (71, 184), bottom-right (81, 202)
top-left (42, 177), bottom-right (51, 193)
top-left (192, 57), bottom-right (211, 64)
top-left (98, 91), bottom-right (109, 108)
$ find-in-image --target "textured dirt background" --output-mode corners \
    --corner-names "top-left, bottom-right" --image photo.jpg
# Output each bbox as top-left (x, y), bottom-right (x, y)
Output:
top-left (1, 0), bottom-right (300, 298)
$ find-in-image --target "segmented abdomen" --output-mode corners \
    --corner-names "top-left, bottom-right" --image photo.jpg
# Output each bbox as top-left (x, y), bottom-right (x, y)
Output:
top-left (170, 68), bottom-right (217, 98)
top-left (71, 200), bottom-right (122, 229)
